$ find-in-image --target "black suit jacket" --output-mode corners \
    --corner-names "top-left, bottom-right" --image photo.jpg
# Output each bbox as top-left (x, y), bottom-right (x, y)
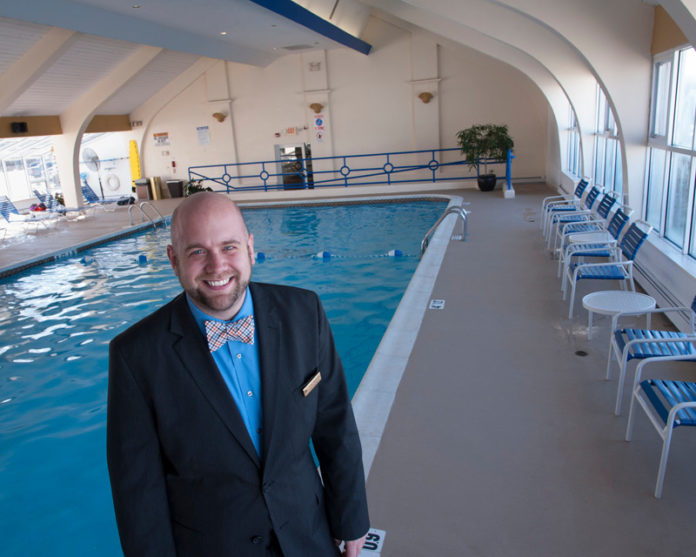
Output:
top-left (107, 282), bottom-right (369, 556)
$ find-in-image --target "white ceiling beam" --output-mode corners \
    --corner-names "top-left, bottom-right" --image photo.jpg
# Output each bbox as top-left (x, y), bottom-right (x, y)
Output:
top-left (54, 44), bottom-right (163, 208)
top-left (0, 0), bottom-right (274, 66)
top-left (0, 27), bottom-right (76, 114)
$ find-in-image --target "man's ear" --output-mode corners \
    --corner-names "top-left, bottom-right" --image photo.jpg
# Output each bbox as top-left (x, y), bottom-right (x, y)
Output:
top-left (166, 245), bottom-right (179, 275)
top-left (247, 233), bottom-right (255, 265)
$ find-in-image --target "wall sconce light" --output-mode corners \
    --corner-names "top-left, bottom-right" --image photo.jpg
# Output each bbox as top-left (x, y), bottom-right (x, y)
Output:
top-left (212, 112), bottom-right (227, 122)
top-left (418, 92), bottom-right (434, 104)
top-left (309, 102), bottom-right (323, 114)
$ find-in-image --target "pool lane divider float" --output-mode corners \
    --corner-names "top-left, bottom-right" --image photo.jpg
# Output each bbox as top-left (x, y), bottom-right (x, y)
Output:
top-left (253, 250), bottom-right (409, 262)
top-left (313, 249), bottom-right (405, 260)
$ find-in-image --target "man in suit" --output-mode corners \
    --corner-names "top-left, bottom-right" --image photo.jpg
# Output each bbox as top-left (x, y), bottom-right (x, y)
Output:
top-left (107, 192), bottom-right (369, 556)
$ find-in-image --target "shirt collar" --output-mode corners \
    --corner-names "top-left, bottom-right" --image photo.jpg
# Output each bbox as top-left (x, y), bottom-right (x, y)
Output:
top-left (186, 286), bottom-right (254, 334)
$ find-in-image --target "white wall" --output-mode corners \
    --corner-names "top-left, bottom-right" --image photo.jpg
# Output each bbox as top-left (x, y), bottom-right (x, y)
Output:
top-left (141, 14), bottom-right (549, 188)
top-left (140, 77), bottom-right (238, 184)
top-left (438, 40), bottom-right (548, 181)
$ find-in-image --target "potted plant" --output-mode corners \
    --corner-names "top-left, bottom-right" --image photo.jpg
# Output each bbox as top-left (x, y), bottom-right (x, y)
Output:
top-left (185, 179), bottom-right (213, 197)
top-left (456, 124), bottom-right (514, 191)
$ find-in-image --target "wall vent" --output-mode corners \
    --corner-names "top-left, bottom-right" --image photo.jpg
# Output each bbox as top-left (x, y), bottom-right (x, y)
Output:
top-left (280, 44), bottom-right (315, 51)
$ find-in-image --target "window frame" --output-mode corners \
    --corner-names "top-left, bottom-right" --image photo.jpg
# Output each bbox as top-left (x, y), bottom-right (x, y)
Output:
top-left (644, 45), bottom-right (696, 258)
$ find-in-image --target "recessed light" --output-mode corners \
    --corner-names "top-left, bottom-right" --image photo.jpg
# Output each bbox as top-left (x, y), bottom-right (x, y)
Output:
top-left (132, 4), bottom-right (141, 8)
top-left (220, 31), bottom-right (227, 35)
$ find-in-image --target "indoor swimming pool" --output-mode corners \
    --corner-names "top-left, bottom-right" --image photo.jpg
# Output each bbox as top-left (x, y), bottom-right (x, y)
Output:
top-left (0, 199), bottom-right (446, 556)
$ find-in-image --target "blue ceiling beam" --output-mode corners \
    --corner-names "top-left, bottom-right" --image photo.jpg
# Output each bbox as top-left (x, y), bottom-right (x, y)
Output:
top-left (249, 0), bottom-right (372, 55)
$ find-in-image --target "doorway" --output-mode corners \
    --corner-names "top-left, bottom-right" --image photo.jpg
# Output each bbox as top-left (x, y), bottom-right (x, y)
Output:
top-left (274, 143), bottom-right (314, 189)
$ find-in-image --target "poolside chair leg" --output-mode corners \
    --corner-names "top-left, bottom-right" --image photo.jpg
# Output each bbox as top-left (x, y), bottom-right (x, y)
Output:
top-left (557, 251), bottom-right (564, 277)
top-left (625, 390), bottom-right (638, 442)
top-left (614, 358), bottom-right (631, 416)
top-left (655, 425), bottom-right (674, 499)
top-left (606, 340), bottom-right (617, 380)
top-left (568, 283), bottom-right (576, 319)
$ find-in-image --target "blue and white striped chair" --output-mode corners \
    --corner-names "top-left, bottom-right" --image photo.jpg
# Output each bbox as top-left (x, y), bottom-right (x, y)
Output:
top-left (545, 185), bottom-right (601, 249)
top-left (541, 179), bottom-right (589, 237)
top-left (0, 195), bottom-right (58, 238)
top-left (563, 221), bottom-right (651, 319)
top-left (558, 207), bottom-right (631, 281)
top-left (608, 296), bottom-right (696, 415)
top-left (625, 355), bottom-right (696, 498)
top-left (551, 191), bottom-right (617, 256)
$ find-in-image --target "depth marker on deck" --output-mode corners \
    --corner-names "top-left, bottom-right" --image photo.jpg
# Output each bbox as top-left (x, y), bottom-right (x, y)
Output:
top-left (359, 528), bottom-right (386, 554)
top-left (429, 299), bottom-right (446, 310)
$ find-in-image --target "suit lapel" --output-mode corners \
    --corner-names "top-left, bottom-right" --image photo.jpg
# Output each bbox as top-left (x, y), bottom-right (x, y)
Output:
top-left (251, 283), bottom-right (293, 468)
top-left (168, 294), bottom-right (261, 468)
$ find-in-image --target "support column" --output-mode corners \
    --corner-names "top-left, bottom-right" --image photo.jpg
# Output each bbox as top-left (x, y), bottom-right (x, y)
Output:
top-left (409, 35), bottom-right (440, 151)
top-left (56, 45), bottom-right (162, 208)
top-left (302, 51), bottom-right (335, 184)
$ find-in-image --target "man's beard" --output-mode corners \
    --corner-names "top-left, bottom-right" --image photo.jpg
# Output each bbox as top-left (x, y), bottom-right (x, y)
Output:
top-left (190, 274), bottom-right (249, 317)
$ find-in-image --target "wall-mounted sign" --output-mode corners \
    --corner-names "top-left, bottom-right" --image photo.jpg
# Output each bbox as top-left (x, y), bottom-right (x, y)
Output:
top-left (313, 114), bottom-right (325, 143)
top-left (197, 126), bottom-right (210, 145)
top-left (153, 132), bottom-right (170, 146)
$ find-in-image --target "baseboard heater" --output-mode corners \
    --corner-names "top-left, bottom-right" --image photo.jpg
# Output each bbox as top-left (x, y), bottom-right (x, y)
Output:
top-left (634, 261), bottom-right (692, 332)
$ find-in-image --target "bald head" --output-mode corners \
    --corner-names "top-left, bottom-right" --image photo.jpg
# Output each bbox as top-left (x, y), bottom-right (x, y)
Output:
top-left (166, 191), bottom-right (255, 320)
top-left (170, 192), bottom-right (247, 249)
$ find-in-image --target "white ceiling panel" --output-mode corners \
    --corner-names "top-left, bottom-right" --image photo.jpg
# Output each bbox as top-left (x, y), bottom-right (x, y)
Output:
top-left (0, 17), bottom-right (51, 74)
top-left (5, 34), bottom-right (139, 116)
top-left (97, 50), bottom-right (201, 114)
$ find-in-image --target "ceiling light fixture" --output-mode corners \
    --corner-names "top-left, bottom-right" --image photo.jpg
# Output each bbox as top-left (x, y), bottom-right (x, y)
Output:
top-left (220, 31), bottom-right (227, 35)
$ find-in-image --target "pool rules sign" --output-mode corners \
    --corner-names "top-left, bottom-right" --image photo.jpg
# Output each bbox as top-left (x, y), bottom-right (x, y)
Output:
top-left (313, 113), bottom-right (325, 143)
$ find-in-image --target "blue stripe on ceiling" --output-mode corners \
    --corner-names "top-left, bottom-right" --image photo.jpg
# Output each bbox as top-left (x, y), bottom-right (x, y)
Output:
top-left (249, 0), bottom-right (372, 55)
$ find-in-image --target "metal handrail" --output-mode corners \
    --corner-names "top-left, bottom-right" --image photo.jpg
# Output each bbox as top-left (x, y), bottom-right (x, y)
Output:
top-left (140, 202), bottom-right (166, 228)
top-left (420, 205), bottom-right (470, 258)
top-left (188, 147), bottom-right (515, 192)
top-left (128, 202), bottom-right (166, 229)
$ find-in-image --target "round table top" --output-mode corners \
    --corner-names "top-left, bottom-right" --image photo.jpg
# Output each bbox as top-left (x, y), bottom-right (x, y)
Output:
top-left (582, 290), bottom-right (656, 315)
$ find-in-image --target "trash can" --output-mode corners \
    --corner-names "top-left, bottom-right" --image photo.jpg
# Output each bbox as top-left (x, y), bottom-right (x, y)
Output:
top-left (166, 180), bottom-right (184, 198)
top-left (135, 178), bottom-right (150, 200)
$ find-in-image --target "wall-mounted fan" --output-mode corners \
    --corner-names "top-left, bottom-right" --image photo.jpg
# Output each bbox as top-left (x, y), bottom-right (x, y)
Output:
top-left (82, 147), bottom-right (105, 199)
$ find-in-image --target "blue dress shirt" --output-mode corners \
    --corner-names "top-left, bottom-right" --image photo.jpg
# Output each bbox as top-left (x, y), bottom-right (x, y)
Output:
top-left (186, 288), bottom-right (263, 458)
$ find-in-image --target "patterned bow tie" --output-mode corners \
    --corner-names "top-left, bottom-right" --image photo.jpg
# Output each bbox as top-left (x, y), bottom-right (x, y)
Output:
top-left (205, 315), bottom-right (255, 352)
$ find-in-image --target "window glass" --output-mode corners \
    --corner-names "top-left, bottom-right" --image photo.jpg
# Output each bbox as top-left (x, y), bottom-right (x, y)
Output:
top-left (615, 145), bottom-right (623, 194)
top-left (0, 161), bottom-right (8, 198)
top-left (672, 48), bottom-right (696, 149)
top-left (652, 60), bottom-right (672, 137)
top-left (565, 107), bottom-right (581, 177)
top-left (4, 158), bottom-right (31, 200)
top-left (689, 200), bottom-right (696, 257)
top-left (594, 135), bottom-right (606, 186)
top-left (593, 85), bottom-right (622, 193)
top-left (664, 152), bottom-right (692, 247)
top-left (646, 148), bottom-right (667, 230)
top-left (604, 138), bottom-right (617, 188)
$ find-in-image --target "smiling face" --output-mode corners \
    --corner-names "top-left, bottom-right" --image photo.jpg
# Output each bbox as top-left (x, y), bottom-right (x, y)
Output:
top-left (167, 193), bottom-right (254, 321)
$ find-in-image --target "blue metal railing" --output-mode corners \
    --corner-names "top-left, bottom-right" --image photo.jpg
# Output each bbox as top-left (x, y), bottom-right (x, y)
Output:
top-left (188, 148), bottom-right (514, 192)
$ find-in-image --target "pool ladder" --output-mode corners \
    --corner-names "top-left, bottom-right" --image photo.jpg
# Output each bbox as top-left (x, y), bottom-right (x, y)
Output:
top-left (129, 202), bottom-right (167, 229)
top-left (420, 204), bottom-right (470, 258)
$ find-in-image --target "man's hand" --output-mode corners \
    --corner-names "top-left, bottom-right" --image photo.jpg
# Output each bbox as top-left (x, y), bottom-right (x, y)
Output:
top-left (335, 533), bottom-right (367, 557)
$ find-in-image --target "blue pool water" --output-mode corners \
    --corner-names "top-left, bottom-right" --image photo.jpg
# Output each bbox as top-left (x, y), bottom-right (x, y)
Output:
top-left (0, 200), bottom-right (446, 555)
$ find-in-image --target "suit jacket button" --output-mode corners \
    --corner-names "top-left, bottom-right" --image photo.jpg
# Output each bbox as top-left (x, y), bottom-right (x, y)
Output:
top-left (251, 535), bottom-right (264, 545)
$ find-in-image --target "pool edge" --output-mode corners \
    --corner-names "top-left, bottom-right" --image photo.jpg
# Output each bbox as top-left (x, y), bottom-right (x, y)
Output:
top-left (351, 195), bottom-right (462, 478)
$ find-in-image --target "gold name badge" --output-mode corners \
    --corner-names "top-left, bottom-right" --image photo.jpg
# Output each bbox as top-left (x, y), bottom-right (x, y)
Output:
top-left (302, 371), bottom-right (322, 397)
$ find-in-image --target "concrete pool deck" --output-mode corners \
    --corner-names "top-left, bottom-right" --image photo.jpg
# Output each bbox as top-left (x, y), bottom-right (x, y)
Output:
top-left (2, 184), bottom-right (695, 556)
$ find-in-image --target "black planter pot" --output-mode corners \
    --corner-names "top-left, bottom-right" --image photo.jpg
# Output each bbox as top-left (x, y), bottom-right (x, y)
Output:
top-left (477, 174), bottom-right (497, 191)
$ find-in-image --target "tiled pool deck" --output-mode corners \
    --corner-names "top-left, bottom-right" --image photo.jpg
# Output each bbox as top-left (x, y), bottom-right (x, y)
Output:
top-left (2, 184), bottom-right (695, 556)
